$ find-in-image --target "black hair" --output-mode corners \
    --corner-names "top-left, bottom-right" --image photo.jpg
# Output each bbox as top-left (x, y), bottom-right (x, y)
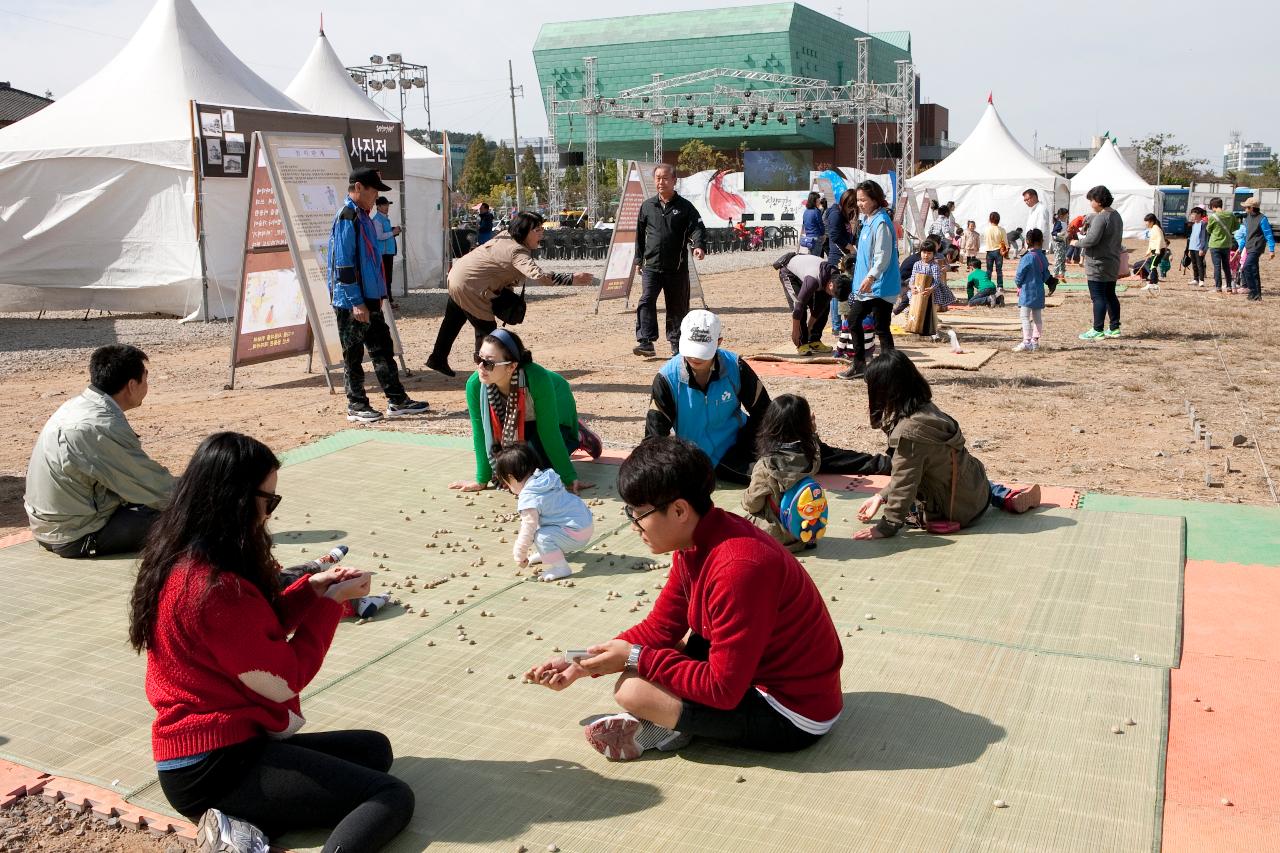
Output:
top-left (755, 394), bottom-right (819, 466)
top-left (805, 191), bottom-right (820, 210)
top-left (1209, 197), bottom-right (1224, 210)
top-left (864, 349), bottom-right (932, 431)
top-left (128, 432), bottom-right (281, 652)
top-left (508, 211), bottom-right (546, 245)
top-left (967, 256), bottom-right (982, 270)
top-left (838, 187), bottom-right (859, 221)
top-left (1022, 188), bottom-right (1039, 201)
top-left (492, 442), bottom-right (542, 485)
top-left (856, 179), bottom-right (887, 209)
top-left (90, 344), bottom-right (148, 396)
top-left (482, 329), bottom-right (533, 365)
top-left (966, 220), bottom-right (976, 228)
top-left (1056, 207), bottom-right (1069, 217)
top-left (1143, 213), bottom-right (1159, 225)
top-left (1085, 185), bottom-right (1113, 208)
top-left (1190, 206), bottom-right (1207, 217)
top-left (929, 199), bottom-right (939, 211)
top-left (617, 436), bottom-right (714, 516)
top-left (1026, 228), bottom-right (1044, 246)
top-left (919, 237), bottom-right (939, 254)
top-left (480, 202), bottom-right (490, 210)
top-left (988, 211), bottom-right (1000, 225)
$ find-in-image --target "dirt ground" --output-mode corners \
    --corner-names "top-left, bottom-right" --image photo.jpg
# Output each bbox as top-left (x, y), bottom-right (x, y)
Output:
top-left (2, 258), bottom-right (1279, 540)
top-left (0, 795), bottom-right (191, 852)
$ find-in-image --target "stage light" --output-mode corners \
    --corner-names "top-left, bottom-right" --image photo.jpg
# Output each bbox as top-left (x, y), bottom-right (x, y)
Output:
top-left (798, 117), bottom-right (806, 126)
top-left (641, 96), bottom-right (650, 103)
top-left (413, 77), bottom-right (425, 88)
top-left (370, 54), bottom-right (384, 65)
top-left (387, 53), bottom-right (403, 64)
top-left (350, 72), bottom-right (364, 84)
top-left (369, 79), bottom-right (383, 91)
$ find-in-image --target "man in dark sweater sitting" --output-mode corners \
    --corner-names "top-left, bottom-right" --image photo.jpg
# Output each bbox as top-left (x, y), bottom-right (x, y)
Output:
top-left (524, 436), bottom-right (845, 760)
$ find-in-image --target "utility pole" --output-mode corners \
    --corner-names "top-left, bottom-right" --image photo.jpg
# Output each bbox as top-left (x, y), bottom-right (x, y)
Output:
top-left (508, 60), bottom-right (523, 212)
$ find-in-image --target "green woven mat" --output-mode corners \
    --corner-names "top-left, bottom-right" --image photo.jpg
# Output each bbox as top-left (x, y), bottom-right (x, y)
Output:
top-left (1081, 493), bottom-right (1280, 567)
top-left (0, 438), bottom-right (1175, 850)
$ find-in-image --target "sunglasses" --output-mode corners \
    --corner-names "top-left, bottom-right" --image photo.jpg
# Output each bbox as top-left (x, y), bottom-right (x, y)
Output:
top-left (256, 490), bottom-right (283, 513)
top-left (474, 354), bottom-right (514, 371)
top-left (624, 502), bottom-right (669, 527)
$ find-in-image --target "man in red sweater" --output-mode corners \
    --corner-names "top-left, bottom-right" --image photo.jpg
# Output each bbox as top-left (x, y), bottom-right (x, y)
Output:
top-left (525, 436), bottom-right (844, 760)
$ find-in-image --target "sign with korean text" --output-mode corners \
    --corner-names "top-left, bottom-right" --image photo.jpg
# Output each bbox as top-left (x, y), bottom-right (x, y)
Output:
top-left (596, 161), bottom-right (657, 309)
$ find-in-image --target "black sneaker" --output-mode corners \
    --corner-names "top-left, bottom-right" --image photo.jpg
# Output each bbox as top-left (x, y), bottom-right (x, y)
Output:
top-left (386, 399), bottom-right (430, 417)
top-left (837, 363), bottom-right (866, 380)
top-left (347, 404), bottom-right (383, 423)
top-left (425, 356), bottom-right (455, 378)
top-left (633, 342), bottom-right (656, 357)
top-left (578, 422), bottom-right (604, 459)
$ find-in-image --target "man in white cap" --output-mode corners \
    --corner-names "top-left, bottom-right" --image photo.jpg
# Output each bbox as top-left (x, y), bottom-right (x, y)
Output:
top-left (645, 310), bottom-right (889, 483)
top-left (1236, 197), bottom-right (1275, 302)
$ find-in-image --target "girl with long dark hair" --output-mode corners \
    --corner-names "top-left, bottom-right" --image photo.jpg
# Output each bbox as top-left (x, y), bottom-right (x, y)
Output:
top-left (852, 351), bottom-right (1041, 540)
top-left (800, 191), bottom-right (824, 253)
top-left (129, 432), bottom-right (413, 853)
top-left (741, 394), bottom-right (823, 549)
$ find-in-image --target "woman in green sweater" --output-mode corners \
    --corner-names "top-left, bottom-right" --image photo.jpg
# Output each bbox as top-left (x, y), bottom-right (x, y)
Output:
top-left (448, 329), bottom-right (602, 494)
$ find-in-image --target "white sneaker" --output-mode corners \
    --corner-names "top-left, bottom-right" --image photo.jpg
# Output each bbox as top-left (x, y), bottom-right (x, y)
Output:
top-left (1012, 341), bottom-right (1033, 352)
top-left (584, 712), bottom-right (692, 760)
top-left (196, 809), bottom-right (269, 853)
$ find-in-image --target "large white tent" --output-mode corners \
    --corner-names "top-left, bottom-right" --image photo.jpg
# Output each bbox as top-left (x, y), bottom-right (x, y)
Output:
top-left (284, 31), bottom-right (446, 291)
top-left (1069, 139), bottom-right (1154, 238)
top-left (908, 102), bottom-right (1068, 238)
top-left (0, 0), bottom-right (305, 318)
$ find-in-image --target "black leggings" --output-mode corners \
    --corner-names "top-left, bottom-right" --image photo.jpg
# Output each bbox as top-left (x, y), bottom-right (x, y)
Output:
top-left (429, 296), bottom-right (497, 366)
top-left (158, 730), bottom-right (413, 853)
top-left (851, 297), bottom-right (894, 366)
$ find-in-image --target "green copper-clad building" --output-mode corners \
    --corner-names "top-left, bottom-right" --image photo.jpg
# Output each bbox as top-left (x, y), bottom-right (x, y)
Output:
top-left (533, 3), bottom-right (945, 169)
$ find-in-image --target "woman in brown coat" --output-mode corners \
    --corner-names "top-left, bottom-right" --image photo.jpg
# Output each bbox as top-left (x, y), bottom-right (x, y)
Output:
top-left (853, 350), bottom-right (1041, 539)
top-left (426, 212), bottom-right (595, 376)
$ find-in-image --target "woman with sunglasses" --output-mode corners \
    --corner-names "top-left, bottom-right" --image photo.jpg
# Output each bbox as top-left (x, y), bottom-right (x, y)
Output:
top-left (449, 329), bottom-right (603, 495)
top-left (128, 432), bottom-right (414, 853)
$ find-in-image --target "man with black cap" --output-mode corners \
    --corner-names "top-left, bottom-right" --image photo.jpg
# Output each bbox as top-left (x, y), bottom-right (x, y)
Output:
top-left (372, 195), bottom-right (402, 309)
top-left (327, 168), bottom-right (428, 422)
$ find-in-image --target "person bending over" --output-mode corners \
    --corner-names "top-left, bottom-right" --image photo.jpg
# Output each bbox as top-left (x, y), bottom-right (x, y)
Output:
top-left (129, 432), bottom-right (413, 853)
top-left (525, 436), bottom-right (844, 760)
top-left (25, 344), bottom-right (174, 558)
top-left (852, 350), bottom-right (1042, 540)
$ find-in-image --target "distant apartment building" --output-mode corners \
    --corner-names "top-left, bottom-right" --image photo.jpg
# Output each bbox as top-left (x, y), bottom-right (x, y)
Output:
top-left (1222, 139), bottom-right (1272, 174)
top-left (1039, 137), bottom-right (1138, 178)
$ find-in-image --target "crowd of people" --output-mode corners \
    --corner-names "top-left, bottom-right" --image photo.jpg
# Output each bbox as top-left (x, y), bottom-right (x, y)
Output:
top-left (19, 161), bottom-right (1272, 853)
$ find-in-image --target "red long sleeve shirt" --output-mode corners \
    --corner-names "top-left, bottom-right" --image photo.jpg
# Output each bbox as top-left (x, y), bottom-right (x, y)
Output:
top-left (619, 507), bottom-right (844, 722)
top-left (145, 559), bottom-right (343, 761)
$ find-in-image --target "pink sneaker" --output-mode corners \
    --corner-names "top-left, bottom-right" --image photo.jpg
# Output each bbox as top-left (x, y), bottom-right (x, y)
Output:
top-left (1003, 484), bottom-right (1042, 514)
top-left (584, 713), bottom-right (690, 760)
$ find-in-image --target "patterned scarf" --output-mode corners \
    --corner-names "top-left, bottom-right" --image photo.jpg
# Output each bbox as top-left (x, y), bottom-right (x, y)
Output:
top-left (486, 370), bottom-right (524, 453)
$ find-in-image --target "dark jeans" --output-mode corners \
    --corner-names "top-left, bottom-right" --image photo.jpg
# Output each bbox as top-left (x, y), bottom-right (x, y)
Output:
top-left (41, 503), bottom-right (160, 558)
top-left (851, 297), bottom-right (894, 367)
top-left (1086, 281), bottom-right (1121, 332)
top-left (636, 268), bottom-right (690, 347)
top-left (1240, 250), bottom-right (1263, 299)
top-left (158, 730), bottom-right (413, 853)
top-left (381, 255), bottom-right (395, 290)
top-left (1189, 250), bottom-right (1206, 282)
top-left (985, 250), bottom-right (1004, 286)
top-left (429, 296), bottom-right (497, 367)
top-left (674, 633), bottom-right (823, 752)
top-left (1209, 246), bottom-right (1233, 289)
top-left (335, 301), bottom-right (406, 409)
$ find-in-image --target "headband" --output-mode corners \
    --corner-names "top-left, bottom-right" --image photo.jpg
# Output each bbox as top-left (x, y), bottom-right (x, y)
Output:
top-left (489, 327), bottom-right (522, 362)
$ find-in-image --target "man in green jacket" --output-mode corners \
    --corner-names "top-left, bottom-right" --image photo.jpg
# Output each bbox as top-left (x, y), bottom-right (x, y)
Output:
top-left (1205, 197), bottom-right (1240, 293)
top-left (25, 345), bottom-right (174, 557)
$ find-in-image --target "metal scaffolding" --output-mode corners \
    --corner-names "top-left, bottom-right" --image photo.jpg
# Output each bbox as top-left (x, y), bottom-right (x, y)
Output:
top-left (546, 61), bottom-right (917, 206)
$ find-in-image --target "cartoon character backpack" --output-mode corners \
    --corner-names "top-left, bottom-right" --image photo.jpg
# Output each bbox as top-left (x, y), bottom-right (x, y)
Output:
top-left (776, 476), bottom-right (830, 545)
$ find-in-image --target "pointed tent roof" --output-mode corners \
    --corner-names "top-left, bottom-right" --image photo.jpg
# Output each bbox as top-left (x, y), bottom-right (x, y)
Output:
top-left (909, 102), bottom-right (1064, 187)
top-left (1070, 138), bottom-right (1151, 192)
top-left (0, 0), bottom-right (302, 158)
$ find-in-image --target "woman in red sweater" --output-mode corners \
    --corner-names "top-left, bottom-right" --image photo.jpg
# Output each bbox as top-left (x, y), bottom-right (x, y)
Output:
top-left (127, 432), bottom-right (413, 853)
top-left (525, 436), bottom-right (844, 761)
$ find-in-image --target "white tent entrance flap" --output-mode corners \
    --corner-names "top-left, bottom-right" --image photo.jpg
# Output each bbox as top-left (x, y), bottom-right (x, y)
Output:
top-left (227, 131), bottom-right (405, 393)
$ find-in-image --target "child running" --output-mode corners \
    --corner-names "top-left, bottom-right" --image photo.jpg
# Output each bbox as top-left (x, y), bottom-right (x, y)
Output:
top-left (965, 257), bottom-right (1003, 307)
top-left (1013, 228), bottom-right (1049, 352)
top-left (494, 443), bottom-right (594, 581)
top-left (741, 394), bottom-right (822, 550)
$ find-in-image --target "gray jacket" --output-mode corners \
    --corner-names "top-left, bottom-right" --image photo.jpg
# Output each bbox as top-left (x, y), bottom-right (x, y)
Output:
top-left (24, 387), bottom-right (174, 545)
top-left (1076, 208), bottom-right (1125, 282)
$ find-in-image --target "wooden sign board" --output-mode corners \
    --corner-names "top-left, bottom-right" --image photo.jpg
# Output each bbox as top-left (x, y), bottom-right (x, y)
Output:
top-left (595, 161), bottom-right (656, 310)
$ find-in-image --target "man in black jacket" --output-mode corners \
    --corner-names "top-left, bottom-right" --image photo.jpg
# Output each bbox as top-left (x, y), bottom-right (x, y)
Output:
top-left (633, 164), bottom-right (707, 357)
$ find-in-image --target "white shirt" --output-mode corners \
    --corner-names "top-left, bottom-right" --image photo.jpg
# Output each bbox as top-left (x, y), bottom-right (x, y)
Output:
top-left (1025, 202), bottom-right (1051, 242)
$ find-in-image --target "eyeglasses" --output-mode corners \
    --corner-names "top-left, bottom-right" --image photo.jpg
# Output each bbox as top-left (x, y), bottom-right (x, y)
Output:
top-left (255, 490), bottom-right (283, 513)
top-left (624, 503), bottom-right (669, 528)
top-left (474, 354), bottom-right (514, 371)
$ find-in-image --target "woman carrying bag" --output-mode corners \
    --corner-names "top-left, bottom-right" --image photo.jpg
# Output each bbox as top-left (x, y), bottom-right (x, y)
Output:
top-left (426, 212), bottom-right (595, 377)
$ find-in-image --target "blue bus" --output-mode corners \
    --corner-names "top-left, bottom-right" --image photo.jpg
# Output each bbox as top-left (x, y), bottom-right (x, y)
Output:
top-left (1156, 187), bottom-right (1189, 236)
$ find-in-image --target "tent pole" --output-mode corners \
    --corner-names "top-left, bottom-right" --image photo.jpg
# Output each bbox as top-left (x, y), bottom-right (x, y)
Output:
top-left (190, 101), bottom-right (212, 321)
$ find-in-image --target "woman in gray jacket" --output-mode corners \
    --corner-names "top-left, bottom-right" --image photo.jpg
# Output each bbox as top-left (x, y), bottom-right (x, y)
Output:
top-left (1074, 185), bottom-right (1125, 340)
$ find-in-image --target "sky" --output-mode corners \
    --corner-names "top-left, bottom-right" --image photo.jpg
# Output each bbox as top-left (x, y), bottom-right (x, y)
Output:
top-left (2, 0), bottom-right (1277, 166)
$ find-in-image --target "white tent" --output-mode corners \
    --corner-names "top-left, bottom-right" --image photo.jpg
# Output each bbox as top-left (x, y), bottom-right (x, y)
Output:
top-left (284, 31), bottom-right (446, 291)
top-left (0, 0), bottom-right (305, 318)
top-left (908, 102), bottom-right (1068, 238)
top-left (1069, 139), bottom-right (1154, 238)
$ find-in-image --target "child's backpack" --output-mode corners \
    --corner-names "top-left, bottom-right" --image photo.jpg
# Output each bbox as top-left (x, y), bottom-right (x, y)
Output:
top-left (775, 477), bottom-right (830, 545)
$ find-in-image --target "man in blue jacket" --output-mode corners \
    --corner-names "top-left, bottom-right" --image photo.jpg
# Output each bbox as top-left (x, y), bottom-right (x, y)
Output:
top-left (1235, 197), bottom-right (1276, 302)
top-left (327, 168), bottom-right (428, 423)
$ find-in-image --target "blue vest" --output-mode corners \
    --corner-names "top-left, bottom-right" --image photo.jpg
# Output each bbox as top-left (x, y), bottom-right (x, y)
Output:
top-left (852, 207), bottom-right (900, 301)
top-left (660, 351), bottom-right (745, 467)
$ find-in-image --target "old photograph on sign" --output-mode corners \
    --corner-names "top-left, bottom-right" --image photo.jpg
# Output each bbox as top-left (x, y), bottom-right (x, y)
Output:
top-left (225, 132), bottom-right (245, 154)
top-left (223, 155), bottom-right (242, 175)
top-left (199, 112), bottom-right (222, 137)
top-left (205, 138), bottom-right (222, 164)
top-left (221, 108), bottom-right (235, 132)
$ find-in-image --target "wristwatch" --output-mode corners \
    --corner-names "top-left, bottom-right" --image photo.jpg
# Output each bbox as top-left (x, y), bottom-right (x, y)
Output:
top-left (625, 644), bottom-right (643, 672)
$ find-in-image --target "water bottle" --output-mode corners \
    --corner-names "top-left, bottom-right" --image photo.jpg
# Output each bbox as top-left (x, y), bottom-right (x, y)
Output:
top-left (296, 545), bottom-right (348, 574)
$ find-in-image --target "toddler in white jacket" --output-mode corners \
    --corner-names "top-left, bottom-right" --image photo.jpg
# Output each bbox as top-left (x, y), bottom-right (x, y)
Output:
top-left (494, 443), bottom-right (594, 581)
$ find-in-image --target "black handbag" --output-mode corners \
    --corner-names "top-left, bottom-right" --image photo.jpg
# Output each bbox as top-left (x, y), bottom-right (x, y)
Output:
top-left (491, 282), bottom-right (527, 326)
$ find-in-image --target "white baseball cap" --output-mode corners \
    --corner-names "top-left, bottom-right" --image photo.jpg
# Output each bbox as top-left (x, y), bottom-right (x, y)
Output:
top-left (679, 310), bottom-right (722, 360)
